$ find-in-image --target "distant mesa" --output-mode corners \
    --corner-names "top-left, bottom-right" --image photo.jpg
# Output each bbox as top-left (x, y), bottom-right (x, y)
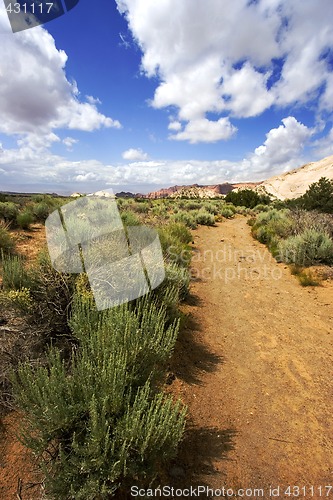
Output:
top-left (115, 191), bottom-right (144, 199)
top-left (139, 154), bottom-right (333, 200)
top-left (144, 182), bottom-right (261, 199)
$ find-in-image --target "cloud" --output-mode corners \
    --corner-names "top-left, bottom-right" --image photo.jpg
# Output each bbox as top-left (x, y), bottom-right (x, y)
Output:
top-left (63, 137), bottom-right (79, 151)
top-left (86, 95), bottom-right (102, 105)
top-left (122, 148), bottom-right (149, 161)
top-left (74, 172), bottom-right (98, 182)
top-left (312, 128), bottom-right (333, 159)
top-left (0, 7), bottom-right (120, 145)
top-left (249, 116), bottom-right (312, 175)
top-left (169, 118), bottom-right (237, 144)
top-left (0, 117), bottom-right (313, 192)
top-left (116, 0), bottom-right (333, 142)
top-left (220, 62), bottom-right (274, 118)
top-left (168, 121), bottom-right (182, 132)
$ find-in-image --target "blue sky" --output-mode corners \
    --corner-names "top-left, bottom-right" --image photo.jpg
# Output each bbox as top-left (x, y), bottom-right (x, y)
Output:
top-left (0, 0), bottom-right (333, 194)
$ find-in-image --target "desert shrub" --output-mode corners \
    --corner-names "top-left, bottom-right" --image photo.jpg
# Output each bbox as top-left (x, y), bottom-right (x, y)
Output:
top-left (1, 254), bottom-right (31, 291)
top-left (232, 205), bottom-right (249, 215)
top-left (202, 202), bottom-right (220, 215)
top-left (220, 207), bottom-right (235, 219)
top-left (158, 224), bottom-right (192, 267)
top-left (0, 224), bottom-right (14, 254)
top-left (252, 209), bottom-right (292, 245)
top-left (195, 210), bottom-right (215, 226)
top-left (181, 201), bottom-right (202, 211)
top-left (254, 204), bottom-right (271, 212)
top-left (164, 222), bottom-right (192, 245)
top-left (297, 271), bottom-right (320, 287)
top-left (16, 210), bottom-right (34, 229)
top-left (253, 224), bottom-right (275, 245)
top-left (278, 229), bottom-right (333, 266)
top-left (26, 251), bottom-right (76, 336)
top-left (12, 296), bottom-right (186, 498)
top-left (131, 201), bottom-right (150, 214)
top-left (225, 189), bottom-right (270, 208)
top-left (70, 295), bottom-right (180, 386)
top-left (162, 262), bottom-right (190, 301)
top-left (31, 194), bottom-right (46, 203)
top-left (151, 204), bottom-right (168, 218)
top-left (224, 203), bottom-right (237, 213)
top-left (121, 210), bottom-right (140, 226)
top-left (172, 211), bottom-right (197, 229)
top-left (288, 209), bottom-right (333, 238)
top-left (6, 287), bottom-right (33, 312)
top-left (0, 201), bottom-right (19, 224)
top-left (33, 202), bottom-right (51, 221)
top-left (299, 177), bottom-right (333, 213)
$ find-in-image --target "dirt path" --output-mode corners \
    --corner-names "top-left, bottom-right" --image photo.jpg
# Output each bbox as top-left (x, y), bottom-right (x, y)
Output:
top-left (171, 216), bottom-right (333, 497)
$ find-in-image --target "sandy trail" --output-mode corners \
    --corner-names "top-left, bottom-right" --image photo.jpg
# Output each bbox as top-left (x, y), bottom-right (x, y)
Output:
top-left (172, 216), bottom-right (333, 497)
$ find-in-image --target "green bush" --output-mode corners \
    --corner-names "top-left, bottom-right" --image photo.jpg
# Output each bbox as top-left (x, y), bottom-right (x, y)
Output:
top-left (161, 262), bottom-right (190, 301)
top-left (131, 201), bottom-right (150, 214)
top-left (225, 189), bottom-right (270, 208)
top-left (16, 210), bottom-right (34, 229)
top-left (1, 254), bottom-right (31, 291)
top-left (164, 222), bottom-right (192, 245)
top-left (0, 201), bottom-right (19, 223)
top-left (121, 210), bottom-right (140, 226)
top-left (278, 229), bottom-right (333, 266)
top-left (195, 210), bottom-right (215, 226)
top-left (288, 209), bottom-right (333, 238)
top-left (0, 224), bottom-right (14, 254)
top-left (12, 296), bottom-right (186, 498)
top-left (172, 211), bottom-right (197, 229)
top-left (26, 251), bottom-right (76, 335)
top-left (33, 202), bottom-right (51, 221)
top-left (202, 202), bottom-right (220, 215)
top-left (220, 207), bottom-right (235, 219)
top-left (158, 224), bottom-right (192, 267)
top-left (181, 201), bottom-right (202, 211)
top-left (299, 177), bottom-right (333, 213)
top-left (5, 287), bottom-right (33, 312)
top-left (252, 209), bottom-right (292, 245)
top-left (254, 204), bottom-right (271, 212)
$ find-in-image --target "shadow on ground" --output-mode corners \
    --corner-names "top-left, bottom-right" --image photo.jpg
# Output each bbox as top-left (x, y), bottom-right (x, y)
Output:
top-left (167, 425), bottom-right (237, 488)
top-left (170, 292), bottom-right (224, 385)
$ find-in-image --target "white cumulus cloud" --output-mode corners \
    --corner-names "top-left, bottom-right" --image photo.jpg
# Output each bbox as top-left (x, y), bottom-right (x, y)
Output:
top-left (122, 148), bottom-right (149, 161)
top-left (0, 7), bottom-right (121, 146)
top-left (249, 117), bottom-right (313, 175)
top-left (116, 0), bottom-right (333, 143)
top-left (169, 118), bottom-right (237, 144)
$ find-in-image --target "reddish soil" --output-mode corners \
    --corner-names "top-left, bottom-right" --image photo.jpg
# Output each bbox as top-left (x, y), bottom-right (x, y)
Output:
top-left (13, 224), bottom-right (46, 262)
top-left (0, 413), bottom-right (43, 499)
top-left (170, 216), bottom-right (333, 497)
